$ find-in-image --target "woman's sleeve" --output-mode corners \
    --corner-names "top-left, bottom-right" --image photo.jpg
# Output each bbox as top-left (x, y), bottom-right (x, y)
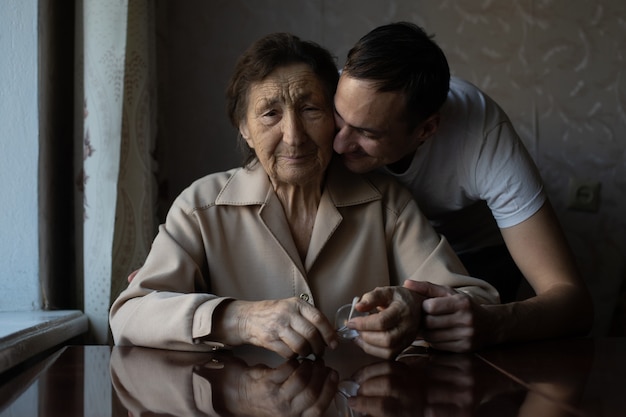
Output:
top-left (109, 198), bottom-right (231, 351)
top-left (388, 196), bottom-right (501, 305)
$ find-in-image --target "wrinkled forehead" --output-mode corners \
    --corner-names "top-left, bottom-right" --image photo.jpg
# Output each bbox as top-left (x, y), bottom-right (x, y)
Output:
top-left (247, 63), bottom-right (329, 108)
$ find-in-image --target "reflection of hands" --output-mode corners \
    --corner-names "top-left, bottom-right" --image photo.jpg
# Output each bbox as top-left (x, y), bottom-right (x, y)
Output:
top-left (110, 347), bottom-right (338, 417)
top-left (403, 280), bottom-right (493, 352)
top-left (214, 298), bottom-right (338, 359)
top-left (347, 354), bottom-right (477, 417)
top-left (347, 285), bottom-right (424, 359)
top-left (199, 356), bottom-right (339, 417)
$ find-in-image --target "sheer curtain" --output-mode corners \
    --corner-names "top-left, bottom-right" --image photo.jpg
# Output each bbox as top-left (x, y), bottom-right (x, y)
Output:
top-left (75, 0), bottom-right (157, 344)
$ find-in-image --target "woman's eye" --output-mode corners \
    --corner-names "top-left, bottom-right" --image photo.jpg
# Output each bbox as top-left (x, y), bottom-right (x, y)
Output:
top-left (258, 110), bottom-right (280, 126)
top-left (260, 110), bottom-right (281, 122)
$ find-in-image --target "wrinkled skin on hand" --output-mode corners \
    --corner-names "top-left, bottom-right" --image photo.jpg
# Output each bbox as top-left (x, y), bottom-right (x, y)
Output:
top-left (347, 285), bottom-right (426, 359)
top-left (128, 268), bottom-right (338, 358)
top-left (196, 355), bottom-right (339, 417)
top-left (403, 280), bottom-right (495, 352)
top-left (218, 297), bottom-right (338, 359)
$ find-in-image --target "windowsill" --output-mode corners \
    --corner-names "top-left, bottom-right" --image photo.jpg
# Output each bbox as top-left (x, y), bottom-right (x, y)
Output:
top-left (0, 310), bottom-right (88, 374)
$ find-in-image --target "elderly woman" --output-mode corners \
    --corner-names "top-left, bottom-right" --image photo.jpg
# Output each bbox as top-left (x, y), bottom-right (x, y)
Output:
top-left (109, 33), bottom-right (498, 359)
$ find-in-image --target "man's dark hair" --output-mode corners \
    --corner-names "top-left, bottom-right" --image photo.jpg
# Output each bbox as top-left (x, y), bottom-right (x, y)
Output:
top-left (226, 33), bottom-right (339, 166)
top-left (343, 22), bottom-right (450, 125)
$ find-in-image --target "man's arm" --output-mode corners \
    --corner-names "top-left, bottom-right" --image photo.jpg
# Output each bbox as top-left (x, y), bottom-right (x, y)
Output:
top-left (415, 201), bottom-right (593, 352)
top-left (491, 201), bottom-right (593, 342)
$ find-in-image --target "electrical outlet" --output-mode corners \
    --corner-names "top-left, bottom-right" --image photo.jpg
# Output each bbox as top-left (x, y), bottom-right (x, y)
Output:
top-left (566, 179), bottom-right (601, 212)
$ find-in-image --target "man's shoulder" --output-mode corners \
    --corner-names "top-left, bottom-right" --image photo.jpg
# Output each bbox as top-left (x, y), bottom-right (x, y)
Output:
top-left (448, 77), bottom-right (488, 107)
top-left (447, 77), bottom-right (507, 116)
top-left (450, 76), bottom-right (479, 91)
top-left (439, 77), bottom-right (512, 143)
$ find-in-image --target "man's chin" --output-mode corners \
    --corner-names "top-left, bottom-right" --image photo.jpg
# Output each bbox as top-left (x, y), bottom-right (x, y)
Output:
top-left (339, 154), bottom-right (376, 174)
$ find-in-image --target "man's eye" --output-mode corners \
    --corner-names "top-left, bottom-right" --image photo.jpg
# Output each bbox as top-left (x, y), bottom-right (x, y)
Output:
top-left (303, 106), bottom-right (326, 118)
top-left (301, 106), bottom-right (320, 115)
top-left (360, 130), bottom-right (377, 139)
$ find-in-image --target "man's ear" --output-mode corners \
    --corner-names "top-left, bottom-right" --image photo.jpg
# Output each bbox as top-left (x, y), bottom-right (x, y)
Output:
top-left (239, 122), bottom-right (253, 148)
top-left (416, 113), bottom-right (440, 141)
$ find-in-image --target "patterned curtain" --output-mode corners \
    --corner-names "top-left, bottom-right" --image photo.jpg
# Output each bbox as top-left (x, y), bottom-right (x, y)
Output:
top-left (75, 0), bottom-right (157, 344)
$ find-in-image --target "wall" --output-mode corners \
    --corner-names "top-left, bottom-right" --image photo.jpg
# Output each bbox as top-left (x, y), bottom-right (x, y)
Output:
top-left (0, 0), bottom-right (40, 311)
top-left (155, 0), bottom-right (626, 335)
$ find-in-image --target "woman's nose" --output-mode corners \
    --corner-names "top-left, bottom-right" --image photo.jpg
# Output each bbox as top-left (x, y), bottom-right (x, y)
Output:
top-left (282, 112), bottom-right (305, 146)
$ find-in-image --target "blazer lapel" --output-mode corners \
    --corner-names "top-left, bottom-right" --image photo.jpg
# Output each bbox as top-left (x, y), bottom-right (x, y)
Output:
top-left (216, 164), bottom-right (305, 274)
top-left (305, 159), bottom-right (382, 271)
top-left (258, 189), bottom-right (306, 274)
top-left (215, 160), bottom-right (382, 276)
top-left (305, 193), bottom-right (342, 271)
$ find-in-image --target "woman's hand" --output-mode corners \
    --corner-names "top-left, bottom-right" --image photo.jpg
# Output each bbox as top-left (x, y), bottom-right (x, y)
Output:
top-left (403, 280), bottom-right (495, 352)
top-left (346, 285), bottom-right (425, 359)
top-left (198, 356), bottom-right (338, 417)
top-left (214, 298), bottom-right (338, 358)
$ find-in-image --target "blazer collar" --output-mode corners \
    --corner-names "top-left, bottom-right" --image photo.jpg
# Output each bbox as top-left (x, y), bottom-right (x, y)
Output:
top-left (214, 157), bottom-right (382, 207)
top-left (325, 157), bottom-right (382, 207)
top-left (214, 162), bottom-right (271, 206)
top-left (213, 157), bottom-right (383, 274)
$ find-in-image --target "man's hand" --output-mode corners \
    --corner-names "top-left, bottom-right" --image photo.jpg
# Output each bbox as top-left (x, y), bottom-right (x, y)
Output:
top-left (347, 286), bottom-right (425, 359)
top-left (403, 280), bottom-right (494, 352)
top-left (214, 298), bottom-right (338, 359)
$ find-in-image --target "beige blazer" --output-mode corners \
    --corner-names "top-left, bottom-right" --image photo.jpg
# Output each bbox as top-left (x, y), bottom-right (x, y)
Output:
top-left (109, 159), bottom-right (499, 351)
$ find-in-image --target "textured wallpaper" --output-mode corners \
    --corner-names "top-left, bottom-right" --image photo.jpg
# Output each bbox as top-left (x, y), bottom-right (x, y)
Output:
top-left (156, 0), bottom-right (626, 335)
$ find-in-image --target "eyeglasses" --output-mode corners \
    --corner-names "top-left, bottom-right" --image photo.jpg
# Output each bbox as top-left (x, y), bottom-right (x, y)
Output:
top-left (334, 378), bottom-right (365, 417)
top-left (335, 297), bottom-right (369, 341)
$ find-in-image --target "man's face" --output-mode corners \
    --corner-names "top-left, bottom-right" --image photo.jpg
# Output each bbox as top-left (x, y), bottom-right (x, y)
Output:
top-left (333, 74), bottom-right (423, 174)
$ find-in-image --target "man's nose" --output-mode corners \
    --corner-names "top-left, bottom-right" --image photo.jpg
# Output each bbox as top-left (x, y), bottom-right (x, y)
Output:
top-left (333, 125), bottom-right (353, 154)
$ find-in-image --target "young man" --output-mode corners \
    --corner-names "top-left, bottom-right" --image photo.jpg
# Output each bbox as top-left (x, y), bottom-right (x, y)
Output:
top-left (337, 22), bottom-right (593, 356)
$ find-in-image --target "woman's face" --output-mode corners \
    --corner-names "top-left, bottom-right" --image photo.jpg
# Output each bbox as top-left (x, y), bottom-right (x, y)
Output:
top-left (240, 63), bottom-right (335, 188)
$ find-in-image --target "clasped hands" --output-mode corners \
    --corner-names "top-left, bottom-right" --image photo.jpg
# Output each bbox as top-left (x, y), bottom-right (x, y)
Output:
top-left (213, 279), bottom-right (489, 360)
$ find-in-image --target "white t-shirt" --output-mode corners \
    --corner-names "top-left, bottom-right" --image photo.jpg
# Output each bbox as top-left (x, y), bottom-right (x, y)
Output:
top-left (384, 77), bottom-right (546, 254)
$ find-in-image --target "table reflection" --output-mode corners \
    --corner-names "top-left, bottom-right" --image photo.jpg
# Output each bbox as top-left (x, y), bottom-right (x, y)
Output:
top-left (1, 338), bottom-right (615, 416)
top-left (345, 349), bottom-right (532, 417)
top-left (478, 338), bottom-right (599, 417)
top-left (109, 344), bottom-right (557, 417)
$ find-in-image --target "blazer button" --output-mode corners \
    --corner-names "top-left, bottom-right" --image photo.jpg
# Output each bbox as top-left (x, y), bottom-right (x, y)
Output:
top-left (299, 293), bottom-right (310, 302)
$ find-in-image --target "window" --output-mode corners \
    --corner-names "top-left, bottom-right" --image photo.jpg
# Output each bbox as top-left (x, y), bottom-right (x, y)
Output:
top-left (0, 0), bottom-right (85, 374)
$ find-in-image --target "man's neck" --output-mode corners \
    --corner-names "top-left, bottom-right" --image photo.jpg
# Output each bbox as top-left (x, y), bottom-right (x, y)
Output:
top-left (386, 151), bottom-right (416, 174)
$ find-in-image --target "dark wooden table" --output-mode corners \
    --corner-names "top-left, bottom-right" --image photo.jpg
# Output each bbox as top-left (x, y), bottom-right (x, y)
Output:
top-left (0, 337), bottom-right (624, 416)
